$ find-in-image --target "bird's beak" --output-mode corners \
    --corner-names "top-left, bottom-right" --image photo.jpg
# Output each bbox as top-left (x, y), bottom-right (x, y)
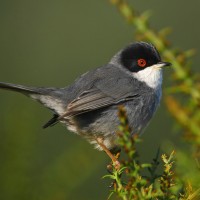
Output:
top-left (158, 61), bottom-right (171, 67)
top-left (153, 61), bottom-right (171, 69)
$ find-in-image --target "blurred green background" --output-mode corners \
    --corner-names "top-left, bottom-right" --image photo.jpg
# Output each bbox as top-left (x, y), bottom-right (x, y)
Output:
top-left (0, 1), bottom-right (199, 199)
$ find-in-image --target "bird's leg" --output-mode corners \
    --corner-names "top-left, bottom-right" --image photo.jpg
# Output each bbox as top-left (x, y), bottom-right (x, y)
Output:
top-left (107, 150), bottom-right (121, 173)
top-left (96, 138), bottom-right (121, 170)
top-left (107, 149), bottom-right (121, 188)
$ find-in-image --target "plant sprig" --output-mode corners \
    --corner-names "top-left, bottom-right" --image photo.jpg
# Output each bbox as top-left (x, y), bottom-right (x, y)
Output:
top-left (103, 107), bottom-right (197, 200)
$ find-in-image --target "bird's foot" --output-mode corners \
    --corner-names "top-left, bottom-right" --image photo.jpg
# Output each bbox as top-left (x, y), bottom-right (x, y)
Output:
top-left (96, 137), bottom-right (121, 170)
top-left (113, 159), bottom-right (121, 170)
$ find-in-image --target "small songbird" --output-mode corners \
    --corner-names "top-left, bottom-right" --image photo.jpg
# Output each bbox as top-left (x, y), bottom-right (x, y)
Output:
top-left (0, 42), bottom-right (171, 164)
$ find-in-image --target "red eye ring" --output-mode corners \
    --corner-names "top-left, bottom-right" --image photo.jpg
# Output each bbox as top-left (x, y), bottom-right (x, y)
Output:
top-left (137, 58), bottom-right (147, 67)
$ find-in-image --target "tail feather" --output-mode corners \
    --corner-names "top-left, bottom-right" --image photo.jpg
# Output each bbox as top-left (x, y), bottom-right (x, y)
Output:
top-left (42, 114), bottom-right (59, 128)
top-left (0, 81), bottom-right (66, 117)
top-left (0, 82), bottom-right (41, 94)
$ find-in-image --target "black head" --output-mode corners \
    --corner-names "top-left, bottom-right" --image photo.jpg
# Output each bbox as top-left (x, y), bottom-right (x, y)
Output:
top-left (119, 42), bottom-right (169, 72)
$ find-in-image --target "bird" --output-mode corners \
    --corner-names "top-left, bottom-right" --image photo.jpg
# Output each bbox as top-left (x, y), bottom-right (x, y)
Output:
top-left (0, 42), bottom-right (171, 166)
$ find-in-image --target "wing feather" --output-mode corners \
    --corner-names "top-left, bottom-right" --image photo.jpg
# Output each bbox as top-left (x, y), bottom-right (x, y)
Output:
top-left (58, 87), bottom-right (138, 119)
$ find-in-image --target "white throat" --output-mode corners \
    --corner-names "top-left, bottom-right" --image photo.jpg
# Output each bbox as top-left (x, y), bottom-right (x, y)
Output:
top-left (133, 66), bottom-right (163, 89)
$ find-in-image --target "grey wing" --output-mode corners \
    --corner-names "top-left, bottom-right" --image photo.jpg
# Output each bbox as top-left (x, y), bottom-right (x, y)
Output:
top-left (59, 77), bottom-right (139, 119)
top-left (64, 89), bottom-right (136, 117)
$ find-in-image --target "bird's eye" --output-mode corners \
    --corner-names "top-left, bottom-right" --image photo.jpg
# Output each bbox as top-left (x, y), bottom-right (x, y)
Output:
top-left (137, 59), bottom-right (147, 67)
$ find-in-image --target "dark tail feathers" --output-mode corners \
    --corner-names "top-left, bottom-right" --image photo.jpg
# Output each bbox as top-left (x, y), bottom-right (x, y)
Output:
top-left (0, 82), bottom-right (49, 95)
top-left (0, 82), bottom-right (66, 128)
top-left (42, 114), bottom-right (59, 129)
